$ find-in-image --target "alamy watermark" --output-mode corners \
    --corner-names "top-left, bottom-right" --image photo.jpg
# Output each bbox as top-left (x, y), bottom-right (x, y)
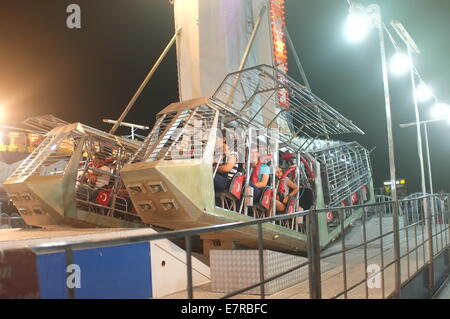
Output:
top-left (66, 4), bottom-right (81, 29)
top-left (367, 263), bottom-right (382, 289)
top-left (66, 263), bottom-right (81, 289)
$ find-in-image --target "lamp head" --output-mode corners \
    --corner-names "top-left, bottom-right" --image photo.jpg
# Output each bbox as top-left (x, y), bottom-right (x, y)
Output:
top-left (431, 102), bottom-right (450, 119)
top-left (415, 83), bottom-right (433, 102)
top-left (390, 52), bottom-right (411, 76)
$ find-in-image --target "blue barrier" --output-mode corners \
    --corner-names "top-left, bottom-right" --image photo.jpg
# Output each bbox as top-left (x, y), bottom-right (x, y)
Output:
top-left (35, 242), bottom-right (152, 299)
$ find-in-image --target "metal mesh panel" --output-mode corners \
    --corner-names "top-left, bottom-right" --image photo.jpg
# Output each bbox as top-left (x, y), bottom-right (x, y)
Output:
top-left (131, 105), bottom-right (217, 163)
top-left (146, 109), bottom-right (193, 162)
top-left (212, 64), bottom-right (364, 152)
top-left (312, 142), bottom-right (372, 206)
top-left (9, 124), bottom-right (140, 180)
top-left (164, 105), bottom-right (217, 160)
top-left (130, 111), bottom-right (179, 163)
top-left (22, 115), bottom-right (70, 133)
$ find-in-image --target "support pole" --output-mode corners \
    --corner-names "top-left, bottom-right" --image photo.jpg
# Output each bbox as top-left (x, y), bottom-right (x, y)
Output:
top-left (185, 235), bottom-right (193, 299)
top-left (109, 27), bottom-right (182, 134)
top-left (257, 224), bottom-right (265, 299)
top-left (406, 44), bottom-right (433, 293)
top-left (369, 3), bottom-right (402, 297)
top-left (424, 123), bottom-right (434, 197)
top-left (226, 5), bottom-right (266, 106)
top-left (408, 43), bottom-right (428, 200)
top-left (271, 138), bottom-right (278, 218)
top-left (285, 28), bottom-right (311, 91)
top-left (241, 128), bottom-right (253, 216)
top-left (307, 210), bottom-right (322, 299)
top-left (424, 122), bottom-right (436, 296)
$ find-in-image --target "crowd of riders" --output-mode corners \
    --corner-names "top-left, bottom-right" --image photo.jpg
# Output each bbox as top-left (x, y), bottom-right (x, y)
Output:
top-left (213, 129), bottom-right (313, 217)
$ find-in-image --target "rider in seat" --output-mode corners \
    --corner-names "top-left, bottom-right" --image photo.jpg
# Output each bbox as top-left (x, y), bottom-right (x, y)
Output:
top-left (275, 168), bottom-right (299, 214)
top-left (249, 148), bottom-right (271, 202)
top-left (213, 130), bottom-right (240, 197)
top-left (78, 152), bottom-right (113, 202)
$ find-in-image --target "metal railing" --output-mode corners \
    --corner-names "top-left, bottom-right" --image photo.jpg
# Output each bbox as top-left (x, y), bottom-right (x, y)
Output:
top-left (5, 193), bottom-right (450, 299)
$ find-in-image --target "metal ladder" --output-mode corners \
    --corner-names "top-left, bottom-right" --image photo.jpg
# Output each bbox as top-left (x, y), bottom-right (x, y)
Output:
top-left (9, 133), bottom-right (67, 179)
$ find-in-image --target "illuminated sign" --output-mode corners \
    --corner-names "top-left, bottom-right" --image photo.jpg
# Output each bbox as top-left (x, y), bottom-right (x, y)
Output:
top-left (58, 138), bottom-right (75, 153)
top-left (383, 179), bottom-right (407, 186)
top-left (0, 131), bottom-right (43, 153)
top-left (270, 0), bottom-right (289, 109)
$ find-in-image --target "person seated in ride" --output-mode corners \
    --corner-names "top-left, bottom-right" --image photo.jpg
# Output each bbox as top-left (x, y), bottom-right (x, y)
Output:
top-left (213, 130), bottom-right (239, 194)
top-left (275, 167), bottom-right (299, 214)
top-left (80, 152), bottom-right (112, 201)
top-left (86, 153), bottom-right (111, 188)
top-left (115, 184), bottom-right (133, 212)
top-left (249, 148), bottom-right (271, 203)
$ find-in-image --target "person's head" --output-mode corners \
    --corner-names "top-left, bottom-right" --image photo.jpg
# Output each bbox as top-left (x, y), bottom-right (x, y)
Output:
top-left (275, 167), bottom-right (283, 179)
top-left (93, 152), bottom-right (106, 166)
top-left (250, 148), bottom-right (260, 164)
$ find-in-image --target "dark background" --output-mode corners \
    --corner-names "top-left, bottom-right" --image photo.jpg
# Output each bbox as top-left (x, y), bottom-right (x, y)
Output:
top-left (0, 0), bottom-right (448, 192)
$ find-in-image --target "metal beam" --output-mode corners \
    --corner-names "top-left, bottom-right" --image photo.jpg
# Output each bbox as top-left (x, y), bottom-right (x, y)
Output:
top-left (225, 5), bottom-right (267, 106)
top-left (400, 117), bottom-right (448, 128)
top-left (285, 28), bottom-right (311, 91)
top-left (103, 119), bottom-right (149, 130)
top-left (109, 27), bottom-right (182, 134)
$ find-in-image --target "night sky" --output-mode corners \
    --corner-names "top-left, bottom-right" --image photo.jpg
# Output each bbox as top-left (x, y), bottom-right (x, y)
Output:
top-left (0, 0), bottom-right (449, 193)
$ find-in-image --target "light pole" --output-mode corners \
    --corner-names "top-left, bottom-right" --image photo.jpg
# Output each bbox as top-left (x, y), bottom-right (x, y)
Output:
top-left (346, 3), bottom-right (398, 202)
top-left (390, 21), bottom-right (428, 202)
top-left (400, 115), bottom-right (449, 294)
top-left (391, 21), bottom-right (450, 294)
top-left (345, 2), bottom-right (401, 297)
top-left (389, 23), bottom-right (435, 274)
top-left (400, 116), bottom-right (450, 196)
top-left (424, 123), bottom-right (433, 196)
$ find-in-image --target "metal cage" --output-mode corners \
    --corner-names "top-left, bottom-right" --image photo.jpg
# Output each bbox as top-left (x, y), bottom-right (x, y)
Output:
top-left (312, 141), bottom-right (372, 206)
top-left (211, 64), bottom-right (364, 152)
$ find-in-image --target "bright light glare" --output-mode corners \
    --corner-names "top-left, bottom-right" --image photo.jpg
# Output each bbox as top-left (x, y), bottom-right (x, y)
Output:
top-left (390, 53), bottom-right (411, 75)
top-left (431, 103), bottom-right (450, 119)
top-left (415, 83), bottom-right (433, 102)
top-left (345, 13), bottom-right (370, 42)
